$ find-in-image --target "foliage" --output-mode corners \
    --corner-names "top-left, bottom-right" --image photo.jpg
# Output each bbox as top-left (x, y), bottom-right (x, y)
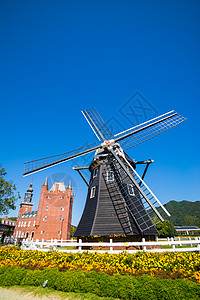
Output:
top-left (9, 217), bottom-right (17, 221)
top-left (155, 220), bottom-right (176, 238)
top-left (70, 225), bottom-right (77, 237)
top-left (161, 200), bottom-right (200, 227)
top-left (0, 266), bottom-right (200, 299)
top-left (0, 164), bottom-right (20, 215)
top-left (1, 247), bottom-right (200, 283)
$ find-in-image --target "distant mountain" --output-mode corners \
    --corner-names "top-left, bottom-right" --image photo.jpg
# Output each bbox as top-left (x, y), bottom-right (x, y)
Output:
top-left (162, 200), bottom-right (200, 227)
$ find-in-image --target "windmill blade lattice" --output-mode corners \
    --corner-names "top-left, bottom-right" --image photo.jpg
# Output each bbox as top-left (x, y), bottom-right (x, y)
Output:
top-left (115, 111), bottom-right (186, 150)
top-left (82, 107), bottom-right (114, 141)
top-left (23, 142), bottom-right (98, 176)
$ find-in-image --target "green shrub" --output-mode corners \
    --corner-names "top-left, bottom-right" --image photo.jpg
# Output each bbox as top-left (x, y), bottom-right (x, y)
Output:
top-left (0, 266), bottom-right (200, 299)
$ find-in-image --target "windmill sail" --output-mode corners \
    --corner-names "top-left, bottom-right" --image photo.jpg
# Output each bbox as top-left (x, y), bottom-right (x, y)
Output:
top-left (82, 107), bottom-right (114, 141)
top-left (115, 110), bottom-right (186, 150)
top-left (23, 143), bottom-right (99, 176)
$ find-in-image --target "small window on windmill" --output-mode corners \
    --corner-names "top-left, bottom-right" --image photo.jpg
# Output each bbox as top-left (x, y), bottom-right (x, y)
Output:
top-left (46, 205), bottom-right (49, 211)
top-left (93, 168), bottom-right (98, 178)
top-left (127, 184), bottom-right (135, 196)
top-left (61, 205), bottom-right (64, 211)
top-left (107, 171), bottom-right (114, 182)
top-left (59, 215), bottom-right (62, 222)
top-left (44, 215), bottom-right (47, 221)
top-left (90, 186), bottom-right (96, 198)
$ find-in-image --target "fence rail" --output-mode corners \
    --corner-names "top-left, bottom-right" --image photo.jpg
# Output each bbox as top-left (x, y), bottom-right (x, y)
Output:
top-left (21, 236), bottom-right (200, 253)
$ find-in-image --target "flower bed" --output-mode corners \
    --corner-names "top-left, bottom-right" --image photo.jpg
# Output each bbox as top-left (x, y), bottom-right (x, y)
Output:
top-left (0, 246), bottom-right (200, 283)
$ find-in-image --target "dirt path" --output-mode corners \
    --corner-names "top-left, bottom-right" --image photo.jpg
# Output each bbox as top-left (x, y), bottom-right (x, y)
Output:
top-left (0, 287), bottom-right (65, 300)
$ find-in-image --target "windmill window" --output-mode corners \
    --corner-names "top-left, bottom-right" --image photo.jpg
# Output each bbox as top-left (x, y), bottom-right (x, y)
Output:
top-left (107, 171), bottom-right (114, 182)
top-left (90, 186), bottom-right (96, 198)
top-left (93, 168), bottom-right (98, 178)
top-left (58, 231), bottom-right (61, 235)
top-left (44, 215), bottom-right (47, 221)
top-left (127, 184), bottom-right (135, 196)
top-left (61, 205), bottom-right (64, 211)
top-left (59, 215), bottom-right (62, 222)
top-left (46, 205), bottom-right (49, 211)
top-left (33, 221), bottom-right (36, 227)
top-left (28, 221), bottom-right (31, 227)
top-left (18, 222), bottom-right (21, 227)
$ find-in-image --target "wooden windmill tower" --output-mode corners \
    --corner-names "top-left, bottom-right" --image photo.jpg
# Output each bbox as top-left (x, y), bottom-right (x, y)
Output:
top-left (23, 108), bottom-right (186, 239)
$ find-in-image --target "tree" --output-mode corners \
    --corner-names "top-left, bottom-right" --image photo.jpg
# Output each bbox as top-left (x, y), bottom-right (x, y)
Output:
top-left (70, 225), bottom-right (77, 237)
top-left (155, 219), bottom-right (177, 238)
top-left (0, 164), bottom-right (20, 215)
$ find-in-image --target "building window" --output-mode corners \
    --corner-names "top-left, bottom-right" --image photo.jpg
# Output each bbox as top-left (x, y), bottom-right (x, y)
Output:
top-left (59, 197), bottom-right (63, 199)
top-left (28, 221), bottom-right (31, 227)
top-left (47, 196), bottom-right (51, 199)
top-left (107, 171), bottom-right (114, 182)
top-left (21, 221), bottom-right (23, 227)
top-left (58, 231), bottom-right (61, 235)
top-left (90, 186), bottom-right (96, 198)
top-left (93, 168), bottom-right (98, 178)
top-left (46, 205), bottom-right (49, 211)
top-left (61, 205), bottom-right (63, 211)
top-left (127, 184), bottom-right (135, 196)
top-left (59, 215), bottom-right (62, 222)
top-left (33, 221), bottom-right (36, 227)
top-left (44, 215), bottom-right (47, 221)
top-left (18, 222), bottom-right (21, 227)
top-left (26, 208), bottom-right (28, 211)
top-left (41, 231), bottom-right (44, 235)
top-left (24, 221), bottom-right (26, 227)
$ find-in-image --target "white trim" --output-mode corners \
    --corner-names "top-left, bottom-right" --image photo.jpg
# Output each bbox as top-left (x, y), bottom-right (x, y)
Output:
top-left (127, 184), bottom-right (135, 196)
top-left (107, 171), bottom-right (114, 182)
top-left (90, 186), bottom-right (96, 198)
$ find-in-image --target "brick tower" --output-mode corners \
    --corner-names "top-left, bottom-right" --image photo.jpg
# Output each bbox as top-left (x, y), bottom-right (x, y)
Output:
top-left (34, 178), bottom-right (74, 240)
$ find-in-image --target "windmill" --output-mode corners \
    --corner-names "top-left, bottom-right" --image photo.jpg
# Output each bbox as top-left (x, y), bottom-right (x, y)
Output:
top-left (23, 108), bottom-right (186, 239)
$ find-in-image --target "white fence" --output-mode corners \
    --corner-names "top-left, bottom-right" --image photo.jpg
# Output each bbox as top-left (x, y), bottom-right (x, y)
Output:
top-left (21, 236), bottom-right (200, 253)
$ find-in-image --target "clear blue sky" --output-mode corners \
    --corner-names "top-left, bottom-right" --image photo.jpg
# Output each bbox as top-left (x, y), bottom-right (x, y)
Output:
top-left (1, 0), bottom-right (200, 225)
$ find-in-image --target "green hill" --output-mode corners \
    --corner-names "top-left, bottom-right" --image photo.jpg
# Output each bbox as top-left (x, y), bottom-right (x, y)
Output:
top-left (162, 200), bottom-right (200, 227)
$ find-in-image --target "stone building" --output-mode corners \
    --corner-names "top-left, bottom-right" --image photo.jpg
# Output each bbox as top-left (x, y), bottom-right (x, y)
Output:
top-left (13, 178), bottom-right (74, 241)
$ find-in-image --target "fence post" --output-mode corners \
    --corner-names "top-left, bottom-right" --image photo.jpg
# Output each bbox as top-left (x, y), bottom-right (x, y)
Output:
top-left (110, 238), bottom-right (113, 253)
top-left (188, 236), bottom-right (193, 247)
top-left (142, 238), bottom-right (146, 251)
top-left (171, 237), bottom-right (175, 250)
top-left (40, 238), bottom-right (44, 249)
top-left (53, 239), bottom-right (57, 250)
top-left (78, 239), bottom-right (82, 252)
top-left (178, 236), bottom-right (182, 246)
